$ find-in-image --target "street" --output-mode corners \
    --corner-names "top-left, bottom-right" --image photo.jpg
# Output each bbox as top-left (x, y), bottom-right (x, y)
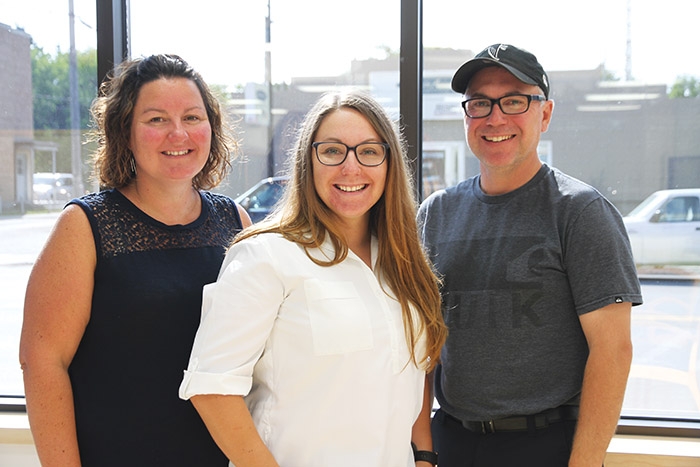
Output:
top-left (626, 278), bottom-right (700, 419)
top-left (0, 212), bottom-right (59, 396)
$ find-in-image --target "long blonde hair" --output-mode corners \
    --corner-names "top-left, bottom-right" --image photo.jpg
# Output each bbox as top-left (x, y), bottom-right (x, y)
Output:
top-left (236, 90), bottom-right (446, 370)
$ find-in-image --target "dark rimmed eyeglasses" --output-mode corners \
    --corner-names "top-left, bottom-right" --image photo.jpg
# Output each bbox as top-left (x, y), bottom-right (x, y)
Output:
top-left (461, 94), bottom-right (547, 118)
top-left (312, 141), bottom-right (389, 167)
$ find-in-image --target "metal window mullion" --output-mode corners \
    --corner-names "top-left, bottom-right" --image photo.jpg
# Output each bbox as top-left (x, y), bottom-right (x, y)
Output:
top-left (400, 0), bottom-right (423, 201)
top-left (96, 0), bottom-right (129, 86)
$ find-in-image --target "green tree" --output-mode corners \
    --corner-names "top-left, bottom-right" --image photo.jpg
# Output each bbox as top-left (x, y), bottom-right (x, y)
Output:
top-left (31, 46), bottom-right (97, 130)
top-left (601, 68), bottom-right (620, 82)
top-left (669, 75), bottom-right (700, 98)
top-left (209, 84), bottom-right (231, 107)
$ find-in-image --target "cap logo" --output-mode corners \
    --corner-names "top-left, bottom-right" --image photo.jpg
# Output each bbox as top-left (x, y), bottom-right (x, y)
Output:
top-left (487, 44), bottom-right (509, 61)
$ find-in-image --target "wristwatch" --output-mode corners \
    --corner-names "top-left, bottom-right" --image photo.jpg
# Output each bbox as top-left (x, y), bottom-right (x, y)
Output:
top-left (412, 442), bottom-right (439, 466)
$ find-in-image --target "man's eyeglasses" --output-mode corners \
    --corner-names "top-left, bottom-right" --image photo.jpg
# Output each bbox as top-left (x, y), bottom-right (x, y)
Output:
top-left (312, 142), bottom-right (389, 167)
top-left (461, 94), bottom-right (547, 118)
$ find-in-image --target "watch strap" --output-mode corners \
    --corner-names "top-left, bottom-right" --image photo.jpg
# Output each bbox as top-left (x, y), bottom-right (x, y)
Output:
top-left (414, 449), bottom-right (438, 465)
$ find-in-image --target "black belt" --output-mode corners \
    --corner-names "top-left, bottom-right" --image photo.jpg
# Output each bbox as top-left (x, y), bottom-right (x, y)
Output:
top-left (443, 405), bottom-right (579, 434)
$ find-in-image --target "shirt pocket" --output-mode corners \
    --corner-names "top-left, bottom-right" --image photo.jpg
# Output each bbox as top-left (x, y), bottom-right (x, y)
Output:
top-left (305, 279), bottom-right (374, 356)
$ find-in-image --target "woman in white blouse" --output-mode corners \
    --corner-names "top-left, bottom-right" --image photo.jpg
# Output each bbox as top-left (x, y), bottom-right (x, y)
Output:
top-left (179, 90), bottom-right (447, 467)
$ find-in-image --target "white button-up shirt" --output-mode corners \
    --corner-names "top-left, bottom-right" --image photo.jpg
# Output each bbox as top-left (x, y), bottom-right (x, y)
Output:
top-left (180, 233), bottom-right (426, 467)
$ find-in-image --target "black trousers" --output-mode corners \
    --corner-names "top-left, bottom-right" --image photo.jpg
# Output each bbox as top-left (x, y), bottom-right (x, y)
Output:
top-left (431, 408), bottom-right (579, 467)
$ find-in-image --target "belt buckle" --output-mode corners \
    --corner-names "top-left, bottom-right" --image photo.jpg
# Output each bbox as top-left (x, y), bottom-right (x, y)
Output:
top-left (481, 420), bottom-right (496, 434)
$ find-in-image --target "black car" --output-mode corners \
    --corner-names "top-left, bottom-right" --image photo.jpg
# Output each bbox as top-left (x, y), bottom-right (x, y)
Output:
top-left (234, 176), bottom-right (288, 223)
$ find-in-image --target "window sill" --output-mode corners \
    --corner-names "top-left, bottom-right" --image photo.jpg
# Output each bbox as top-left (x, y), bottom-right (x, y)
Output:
top-left (1, 410), bottom-right (699, 465)
top-left (0, 413), bottom-right (33, 445)
top-left (607, 435), bottom-right (700, 466)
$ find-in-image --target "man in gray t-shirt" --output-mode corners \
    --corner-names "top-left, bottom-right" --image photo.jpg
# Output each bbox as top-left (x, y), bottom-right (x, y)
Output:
top-left (418, 43), bottom-right (642, 467)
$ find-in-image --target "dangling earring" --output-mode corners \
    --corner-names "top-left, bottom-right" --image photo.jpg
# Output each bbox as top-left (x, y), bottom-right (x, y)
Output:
top-left (130, 157), bottom-right (137, 175)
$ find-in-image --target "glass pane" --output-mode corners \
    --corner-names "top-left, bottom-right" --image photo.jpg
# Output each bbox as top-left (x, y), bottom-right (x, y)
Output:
top-left (129, 0), bottom-right (400, 204)
top-left (423, 0), bottom-right (700, 422)
top-left (1, 0), bottom-right (97, 396)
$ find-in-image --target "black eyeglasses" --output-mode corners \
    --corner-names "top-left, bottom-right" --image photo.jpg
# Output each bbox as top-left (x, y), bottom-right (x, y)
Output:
top-left (312, 142), bottom-right (389, 167)
top-left (461, 94), bottom-right (547, 118)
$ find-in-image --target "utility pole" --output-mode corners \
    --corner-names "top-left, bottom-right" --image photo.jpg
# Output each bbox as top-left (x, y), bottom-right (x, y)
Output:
top-left (265, 0), bottom-right (274, 177)
top-left (625, 0), bottom-right (633, 81)
top-left (69, 0), bottom-right (85, 196)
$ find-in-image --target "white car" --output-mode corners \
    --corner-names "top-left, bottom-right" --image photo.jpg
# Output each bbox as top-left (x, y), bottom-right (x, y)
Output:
top-left (33, 172), bottom-right (74, 204)
top-left (623, 189), bottom-right (700, 265)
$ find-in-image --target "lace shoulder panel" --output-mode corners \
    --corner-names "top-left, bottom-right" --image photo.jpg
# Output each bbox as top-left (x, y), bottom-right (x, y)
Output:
top-left (74, 190), bottom-right (242, 259)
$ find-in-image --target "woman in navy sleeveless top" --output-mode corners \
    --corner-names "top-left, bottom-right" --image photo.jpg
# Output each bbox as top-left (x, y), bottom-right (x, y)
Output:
top-left (20, 54), bottom-right (251, 466)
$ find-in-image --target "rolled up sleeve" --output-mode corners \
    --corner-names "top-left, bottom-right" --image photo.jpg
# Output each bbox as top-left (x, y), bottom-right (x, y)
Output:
top-left (179, 236), bottom-right (284, 400)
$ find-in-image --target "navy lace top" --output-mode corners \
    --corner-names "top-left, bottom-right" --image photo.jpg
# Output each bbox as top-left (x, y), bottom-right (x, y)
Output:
top-left (67, 189), bottom-right (242, 466)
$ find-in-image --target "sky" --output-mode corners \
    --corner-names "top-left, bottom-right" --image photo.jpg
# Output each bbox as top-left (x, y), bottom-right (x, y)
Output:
top-left (4, 0), bottom-right (699, 89)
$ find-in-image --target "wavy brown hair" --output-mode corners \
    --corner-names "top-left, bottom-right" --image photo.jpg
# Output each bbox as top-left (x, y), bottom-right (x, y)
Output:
top-left (88, 54), bottom-right (237, 190)
top-left (235, 90), bottom-right (447, 371)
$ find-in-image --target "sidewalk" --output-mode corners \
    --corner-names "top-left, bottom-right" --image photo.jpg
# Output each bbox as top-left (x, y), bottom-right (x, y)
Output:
top-left (637, 265), bottom-right (700, 282)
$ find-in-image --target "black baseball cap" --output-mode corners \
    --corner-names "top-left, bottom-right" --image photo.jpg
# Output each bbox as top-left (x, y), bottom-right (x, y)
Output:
top-left (451, 44), bottom-right (550, 99)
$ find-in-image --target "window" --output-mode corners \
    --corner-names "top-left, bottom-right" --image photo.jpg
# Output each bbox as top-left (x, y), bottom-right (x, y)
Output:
top-left (1, 0), bottom-right (699, 437)
top-left (128, 0), bottom-right (400, 197)
top-left (658, 196), bottom-right (700, 223)
top-left (1, 0), bottom-right (97, 398)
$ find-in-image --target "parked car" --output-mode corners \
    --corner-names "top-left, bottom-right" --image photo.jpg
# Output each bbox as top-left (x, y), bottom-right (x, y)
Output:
top-left (33, 172), bottom-right (74, 204)
top-left (235, 176), bottom-right (288, 223)
top-left (623, 188), bottom-right (700, 265)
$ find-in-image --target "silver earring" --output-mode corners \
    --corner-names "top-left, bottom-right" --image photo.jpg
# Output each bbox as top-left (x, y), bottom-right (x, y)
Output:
top-left (130, 157), bottom-right (137, 175)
